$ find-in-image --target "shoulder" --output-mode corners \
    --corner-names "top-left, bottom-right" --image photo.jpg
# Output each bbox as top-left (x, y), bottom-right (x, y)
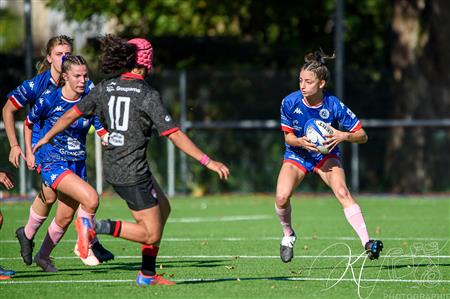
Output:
top-left (281, 90), bottom-right (302, 110)
top-left (140, 81), bottom-right (161, 99)
top-left (42, 88), bottom-right (61, 105)
top-left (32, 70), bottom-right (50, 81)
top-left (324, 92), bottom-right (345, 109)
top-left (32, 70), bottom-right (52, 86)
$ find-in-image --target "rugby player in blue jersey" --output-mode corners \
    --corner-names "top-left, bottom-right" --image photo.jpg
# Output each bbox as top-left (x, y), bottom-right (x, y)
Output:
top-left (275, 50), bottom-right (383, 263)
top-left (2, 36), bottom-right (113, 267)
top-left (24, 55), bottom-right (110, 271)
top-left (34, 35), bottom-right (230, 285)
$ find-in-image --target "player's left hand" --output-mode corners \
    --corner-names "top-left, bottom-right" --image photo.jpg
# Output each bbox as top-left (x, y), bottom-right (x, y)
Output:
top-left (206, 160), bottom-right (230, 180)
top-left (323, 126), bottom-right (349, 151)
top-left (101, 132), bottom-right (109, 147)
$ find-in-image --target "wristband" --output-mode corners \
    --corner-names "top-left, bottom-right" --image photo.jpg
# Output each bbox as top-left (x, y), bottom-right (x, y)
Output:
top-left (199, 154), bottom-right (210, 166)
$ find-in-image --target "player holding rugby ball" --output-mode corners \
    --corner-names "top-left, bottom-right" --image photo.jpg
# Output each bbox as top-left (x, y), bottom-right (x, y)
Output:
top-left (275, 49), bottom-right (383, 263)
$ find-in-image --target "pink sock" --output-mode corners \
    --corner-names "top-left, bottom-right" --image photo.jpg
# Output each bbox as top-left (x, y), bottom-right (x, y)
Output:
top-left (77, 207), bottom-right (95, 223)
top-left (275, 203), bottom-right (294, 237)
top-left (38, 218), bottom-right (66, 257)
top-left (344, 204), bottom-right (370, 246)
top-left (24, 207), bottom-right (48, 240)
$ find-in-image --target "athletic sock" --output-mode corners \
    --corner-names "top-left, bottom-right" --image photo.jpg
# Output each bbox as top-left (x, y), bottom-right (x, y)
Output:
top-left (77, 207), bottom-right (95, 224)
top-left (344, 203), bottom-right (370, 246)
top-left (141, 245), bottom-right (159, 276)
top-left (94, 219), bottom-right (122, 237)
top-left (38, 218), bottom-right (66, 257)
top-left (24, 206), bottom-right (47, 240)
top-left (275, 203), bottom-right (294, 237)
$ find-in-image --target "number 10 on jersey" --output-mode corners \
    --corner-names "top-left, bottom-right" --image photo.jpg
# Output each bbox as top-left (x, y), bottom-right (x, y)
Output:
top-left (108, 96), bottom-right (130, 131)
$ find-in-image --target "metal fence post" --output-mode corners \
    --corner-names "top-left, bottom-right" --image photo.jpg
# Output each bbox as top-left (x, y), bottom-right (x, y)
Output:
top-left (179, 70), bottom-right (187, 194)
top-left (94, 134), bottom-right (103, 195)
top-left (351, 142), bottom-right (359, 193)
top-left (18, 122), bottom-right (26, 195)
top-left (167, 140), bottom-right (175, 197)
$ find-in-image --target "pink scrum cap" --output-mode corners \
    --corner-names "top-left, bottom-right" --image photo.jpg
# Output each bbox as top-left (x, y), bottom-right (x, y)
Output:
top-left (127, 38), bottom-right (153, 71)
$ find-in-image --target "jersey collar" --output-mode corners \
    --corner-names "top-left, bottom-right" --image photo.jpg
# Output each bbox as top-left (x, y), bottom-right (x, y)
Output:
top-left (121, 72), bottom-right (144, 80)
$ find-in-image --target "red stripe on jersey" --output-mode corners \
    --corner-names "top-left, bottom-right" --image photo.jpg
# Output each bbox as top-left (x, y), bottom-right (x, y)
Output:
top-left (350, 121), bottom-right (362, 133)
top-left (281, 125), bottom-right (293, 133)
top-left (8, 96), bottom-right (23, 109)
top-left (36, 164), bottom-right (41, 174)
top-left (284, 160), bottom-right (307, 174)
top-left (161, 127), bottom-right (179, 136)
top-left (51, 169), bottom-right (73, 189)
top-left (313, 154), bottom-right (340, 173)
top-left (25, 117), bottom-right (33, 128)
top-left (121, 72), bottom-right (144, 80)
top-left (73, 105), bottom-right (84, 116)
top-left (96, 128), bottom-right (108, 137)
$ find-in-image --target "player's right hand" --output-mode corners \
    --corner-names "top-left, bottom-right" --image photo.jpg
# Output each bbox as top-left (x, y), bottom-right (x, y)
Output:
top-left (298, 136), bottom-right (320, 153)
top-left (0, 171), bottom-right (15, 190)
top-left (9, 145), bottom-right (25, 168)
top-left (25, 152), bottom-right (36, 170)
top-left (33, 137), bottom-right (49, 154)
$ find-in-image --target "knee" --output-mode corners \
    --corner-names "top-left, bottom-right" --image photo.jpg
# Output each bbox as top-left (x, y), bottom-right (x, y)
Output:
top-left (40, 190), bottom-right (57, 205)
top-left (83, 191), bottom-right (99, 212)
top-left (143, 232), bottom-right (162, 245)
top-left (142, 227), bottom-right (162, 245)
top-left (275, 192), bottom-right (291, 208)
top-left (334, 185), bottom-right (350, 199)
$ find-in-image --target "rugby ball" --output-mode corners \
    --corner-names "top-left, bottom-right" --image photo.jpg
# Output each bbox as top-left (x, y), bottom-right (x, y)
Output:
top-left (304, 119), bottom-right (333, 154)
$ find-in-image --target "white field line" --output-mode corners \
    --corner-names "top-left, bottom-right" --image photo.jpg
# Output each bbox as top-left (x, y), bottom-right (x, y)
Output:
top-left (1, 254), bottom-right (449, 261)
top-left (11, 214), bottom-right (450, 224)
top-left (10, 215), bottom-right (273, 224)
top-left (1, 236), bottom-right (448, 244)
top-left (1, 277), bottom-right (449, 285)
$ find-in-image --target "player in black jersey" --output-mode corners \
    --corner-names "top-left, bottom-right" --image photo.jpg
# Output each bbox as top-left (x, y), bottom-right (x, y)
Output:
top-left (34, 35), bottom-right (230, 286)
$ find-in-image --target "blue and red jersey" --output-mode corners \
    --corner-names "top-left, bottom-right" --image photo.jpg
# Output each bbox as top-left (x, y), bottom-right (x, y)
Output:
top-left (26, 88), bottom-right (106, 163)
top-left (280, 90), bottom-right (362, 159)
top-left (7, 70), bottom-right (95, 163)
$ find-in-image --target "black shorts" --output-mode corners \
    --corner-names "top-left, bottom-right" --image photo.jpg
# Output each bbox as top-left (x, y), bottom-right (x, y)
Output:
top-left (113, 179), bottom-right (159, 211)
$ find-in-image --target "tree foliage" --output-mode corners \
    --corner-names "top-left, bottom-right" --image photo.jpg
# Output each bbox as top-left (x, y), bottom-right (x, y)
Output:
top-left (41, 0), bottom-right (450, 192)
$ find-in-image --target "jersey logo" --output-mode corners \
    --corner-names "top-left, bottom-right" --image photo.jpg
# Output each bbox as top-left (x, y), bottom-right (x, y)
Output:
top-left (346, 108), bottom-right (356, 119)
top-left (106, 85), bottom-right (115, 92)
top-left (288, 154), bottom-right (302, 162)
top-left (53, 106), bottom-right (64, 112)
top-left (29, 81), bottom-right (35, 90)
top-left (293, 108), bottom-right (303, 114)
top-left (319, 108), bottom-right (330, 119)
top-left (109, 132), bottom-right (125, 146)
top-left (116, 86), bottom-right (141, 93)
top-left (165, 115), bottom-right (172, 122)
top-left (67, 137), bottom-right (81, 150)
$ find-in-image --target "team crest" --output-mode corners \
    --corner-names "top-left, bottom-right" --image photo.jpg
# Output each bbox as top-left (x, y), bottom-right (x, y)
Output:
top-left (319, 108), bottom-right (330, 119)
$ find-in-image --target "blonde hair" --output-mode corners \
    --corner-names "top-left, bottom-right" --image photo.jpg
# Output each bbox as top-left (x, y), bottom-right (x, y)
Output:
top-left (36, 35), bottom-right (74, 74)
